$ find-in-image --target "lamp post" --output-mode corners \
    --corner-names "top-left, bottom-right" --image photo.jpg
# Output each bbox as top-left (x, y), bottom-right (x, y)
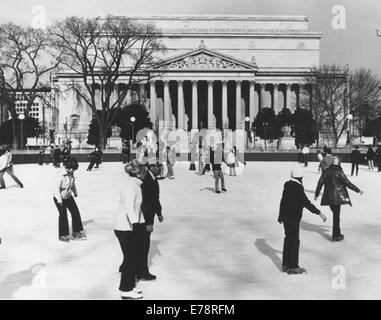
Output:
top-left (245, 116), bottom-right (250, 150)
top-left (130, 116), bottom-right (136, 144)
top-left (19, 113), bottom-right (25, 150)
top-left (346, 114), bottom-right (353, 147)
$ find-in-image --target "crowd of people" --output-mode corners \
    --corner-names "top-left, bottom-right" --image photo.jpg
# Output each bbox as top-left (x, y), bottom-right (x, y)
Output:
top-left (2, 139), bottom-right (381, 298)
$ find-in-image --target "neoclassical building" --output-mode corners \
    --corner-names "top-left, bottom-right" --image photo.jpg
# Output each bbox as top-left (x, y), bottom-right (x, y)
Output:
top-left (55, 15), bottom-right (321, 142)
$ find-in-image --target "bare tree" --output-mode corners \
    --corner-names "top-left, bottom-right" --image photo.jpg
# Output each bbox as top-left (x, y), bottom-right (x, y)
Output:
top-left (348, 68), bottom-right (381, 135)
top-left (304, 65), bottom-right (381, 147)
top-left (0, 23), bottom-right (62, 148)
top-left (49, 16), bottom-right (165, 148)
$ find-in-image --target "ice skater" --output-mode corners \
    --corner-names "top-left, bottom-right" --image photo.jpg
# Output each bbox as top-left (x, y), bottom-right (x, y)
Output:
top-left (278, 166), bottom-right (326, 274)
top-left (53, 145), bottom-right (61, 168)
top-left (226, 149), bottom-right (237, 176)
top-left (366, 146), bottom-right (375, 170)
top-left (350, 146), bottom-right (361, 176)
top-left (166, 146), bottom-right (176, 179)
top-left (114, 160), bottom-right (147, 299)
top-left (53, 156), bottom-right (86, 242)
top-left (314, 156), bottom-right (364, 241)
top-left (376, 145), bottom-right (381, 172)
top-left (137, 157), bottom-right (164, 281)
top-left (0, 146), bottom-right (23, 189)
top-left (302, 145), bottom-right (310, 167)
top-left (87, 147), bottom-right (102, 171)
top-left (211, 143), bottom-right (227, 193)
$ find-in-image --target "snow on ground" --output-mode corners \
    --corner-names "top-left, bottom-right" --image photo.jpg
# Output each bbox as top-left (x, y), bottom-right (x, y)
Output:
top-left (0, 160), bottom-right (381, 300)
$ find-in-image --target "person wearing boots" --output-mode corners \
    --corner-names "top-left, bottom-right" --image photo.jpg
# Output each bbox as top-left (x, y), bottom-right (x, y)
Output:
top-left (87, 147), bottom-right (101, 171)
top-left (137, 157), bottom-right (164, 281)
top-left (114, 160), bottom-right (147, 300)
top-left (315, 156), bottom-right (364, 241)
top-left (53, 156), bottom-right (86, 242)
top-left (350, 146), bottom-right (361, 176)
top-left (278, 166), bottom-right (326, 274)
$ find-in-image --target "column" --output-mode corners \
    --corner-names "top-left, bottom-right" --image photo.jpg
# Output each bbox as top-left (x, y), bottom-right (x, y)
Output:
top-left (192, 80), bottom-right (198, 130)
top-left (273, 83), bottom-right (279, 114)
top-left (149, 81), bottom-right (156, 127)
top-left (260, 83), bottom-right (266, 109)
top-left (222, 80), bottom-right (228, 129)
top-left (163, 80), bottom-right (170, 125)
top-left (286, 83), bottom-right (291, 110)
top-left (236, 81), bottom-right (242, 129)
top-left (207, 80), bottom-right (214, 129)
top-left (139, 83), bottom-right (146, 104)
top-left (177, 80), bottom-right (184, 130)
top-left (249, 81), bottom-right (255, 125)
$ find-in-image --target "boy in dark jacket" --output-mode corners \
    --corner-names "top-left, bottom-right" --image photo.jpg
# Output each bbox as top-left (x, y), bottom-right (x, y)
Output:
top-left (278, 166), bottom-right (326, 274)
top-left (350, 146), bottom-right (361, 176)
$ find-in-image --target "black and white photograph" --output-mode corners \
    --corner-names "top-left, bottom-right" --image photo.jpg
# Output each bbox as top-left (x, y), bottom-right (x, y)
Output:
top-left (1, 0), bottom-right (381, 302)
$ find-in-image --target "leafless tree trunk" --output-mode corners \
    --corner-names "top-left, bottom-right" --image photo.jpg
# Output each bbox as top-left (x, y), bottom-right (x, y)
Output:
top-left (50, 16), bottom-right (165, 149)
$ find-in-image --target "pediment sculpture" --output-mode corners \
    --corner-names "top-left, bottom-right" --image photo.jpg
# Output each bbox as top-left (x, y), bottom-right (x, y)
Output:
top-left (165, 53), bottom-right (247, 70)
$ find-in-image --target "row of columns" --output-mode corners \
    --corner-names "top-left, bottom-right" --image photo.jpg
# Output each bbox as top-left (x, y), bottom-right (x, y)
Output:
top-left (149, 80), bottom-right (309, 131)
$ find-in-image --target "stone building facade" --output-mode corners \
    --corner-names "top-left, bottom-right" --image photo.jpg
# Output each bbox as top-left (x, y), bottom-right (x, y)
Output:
top-left (55, 15), bottom-right (322, 143)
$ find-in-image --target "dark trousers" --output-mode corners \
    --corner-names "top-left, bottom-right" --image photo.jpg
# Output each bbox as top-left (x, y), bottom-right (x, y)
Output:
top-left (0, 166), bottom-right (22, 187)
top-left (53, 196), bottom-right (84, 237)
top-left (329, 205), bottom-right (341, 237)
top-left (351, 163), bottom-right (359, 176)
top-left (87, 159), bottom-right (97, 171)
top-left (213, 170), bottom-right (225, 191)
top-left (115, 224), bottom-right (146, 292)
top-left (137, 227), bottom-right (151, 277)
top-left (282, 218), bottom-right (300, 269)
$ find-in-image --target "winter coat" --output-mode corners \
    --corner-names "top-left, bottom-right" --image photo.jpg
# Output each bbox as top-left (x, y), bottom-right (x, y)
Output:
top-left (114, 176), bottom-right (145, 231)
top-left (141, 171), bottom-right (162, 226)
top-left (278, 179), bottom-right (320, 223)
top-left (351, 150), bottom-right (362, 164)
top-left (366, 148), bottom-right (376, 160)
top-left (315, 165), bottom-right (360, 206)
top-left (226, 152), bottom-right (236, 165)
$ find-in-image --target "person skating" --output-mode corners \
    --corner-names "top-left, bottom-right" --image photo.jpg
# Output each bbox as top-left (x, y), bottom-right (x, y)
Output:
top-left (366, 146), bottom-right (376, 170)
top-left (114, 160), bottom-right (147, 300)
top-left (226, 149), bottom-right (237, 176)
top-left (211, 144), bottom-right (227, 193)
top-left (53, 145), bottom-right (61, 168)
top-left (2, 146), bottom-right (23, 188)
top-left (198, 144), bottom-right (205, 175)
top-left (121, 140), bottom-right (131, 164)
top-left (166, 146), bottom-right (176, 179)
top-left (350, 146), bottom-right (361, 176)
top-left (278, 166), bottom-right (326, 274)
top-left (201, 146), bottom-right (211, 175)
top-left (53, 156), bottom-right (86, 242)
top-left (137, 157), bottom-right (164, 281)
top-left (87, 147), bottom-right (102, 171)
top-left (376, 145), bottom-right (381, 172)
top-left (94, 147), bottom-right (103, 168)
top-left (314, 156), bottom-right (364, 241)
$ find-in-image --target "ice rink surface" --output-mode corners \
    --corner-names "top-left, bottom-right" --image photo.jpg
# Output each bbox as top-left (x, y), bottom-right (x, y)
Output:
top-left (0, 160), bottom-right (381, 300)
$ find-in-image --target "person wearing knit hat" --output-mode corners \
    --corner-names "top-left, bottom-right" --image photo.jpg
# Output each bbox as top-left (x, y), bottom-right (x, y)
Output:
top-left (278, 166), bottom-right (327, 275)
top-left (137, 156), bottom-right (164, 281)
top-left (114, 159), bottom-right (147, 299)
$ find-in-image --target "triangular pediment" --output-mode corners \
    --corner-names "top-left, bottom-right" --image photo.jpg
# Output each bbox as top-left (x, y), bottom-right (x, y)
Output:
top-left (156, 45), bottom-right (257, 71)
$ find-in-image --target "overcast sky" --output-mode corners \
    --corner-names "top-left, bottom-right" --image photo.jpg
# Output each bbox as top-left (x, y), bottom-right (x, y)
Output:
top-left (1, 0), bottom-right (381, 75)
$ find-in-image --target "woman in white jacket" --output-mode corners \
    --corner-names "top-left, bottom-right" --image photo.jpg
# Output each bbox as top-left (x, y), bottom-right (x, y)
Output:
top-left (114, 159), bottom-right (147, 300)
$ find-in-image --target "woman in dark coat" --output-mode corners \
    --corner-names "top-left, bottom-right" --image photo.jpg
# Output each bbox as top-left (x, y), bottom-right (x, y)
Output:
top-left (314, 156), bottom-right (364, 241)
top-left (366, 146), bottom-right (376, 170)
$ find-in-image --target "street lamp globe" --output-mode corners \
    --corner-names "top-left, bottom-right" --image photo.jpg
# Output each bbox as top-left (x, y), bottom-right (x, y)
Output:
top-left (245, 116), bottom-right (250, 122)
top-left (130, 116), bottom-right (136, 123)
top-left (19, 114), bottom-right (25, 120)
top-left (347, 114), bottom-right (353, 121)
